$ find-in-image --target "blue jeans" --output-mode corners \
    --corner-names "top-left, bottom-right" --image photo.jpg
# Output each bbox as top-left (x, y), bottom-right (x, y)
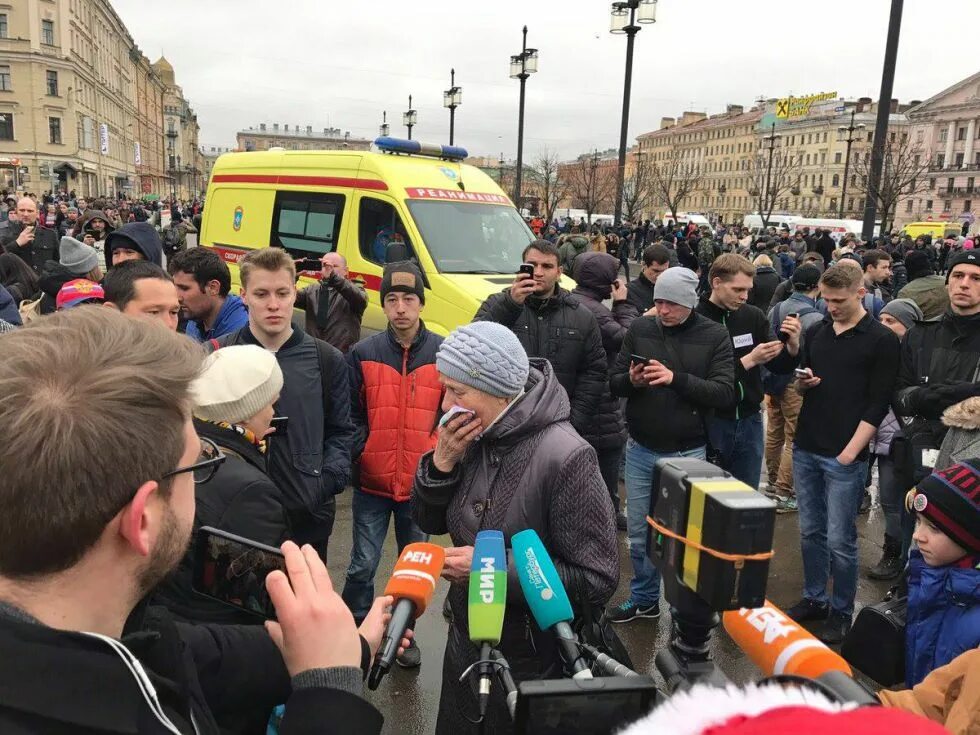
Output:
top-left (625, 438), bottom-right (706, 606)
top-left (341, 489), bottom-right (428, 621)
top-left (792, 448), bottom-right (867, 617)
top-left (706, 412), bottom-right (764, 489)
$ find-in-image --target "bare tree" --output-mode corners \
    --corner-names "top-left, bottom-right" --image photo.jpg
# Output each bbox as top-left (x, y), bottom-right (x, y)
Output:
top-left (748, 143), bottom-right (795, 229)
top-left (856, 137), bottom-right (930, 234)
top-left (621, 155), bottom-right (655, 223)
top-left (564, 151), bottom-right (617, 226)
top-left (529, 150), bottom-right (567, 225)
top-left (648, 149), bottom-right (704, 225)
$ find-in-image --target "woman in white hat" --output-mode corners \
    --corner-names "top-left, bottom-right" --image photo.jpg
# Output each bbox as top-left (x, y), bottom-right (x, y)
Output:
top-left (153, 344), bottom-right (289, 625)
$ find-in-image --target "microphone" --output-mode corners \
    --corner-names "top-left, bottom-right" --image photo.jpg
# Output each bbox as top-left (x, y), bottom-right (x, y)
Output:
top-left (578, 642), bottom-right (640, 678)
top-left (368, 542), bottom-right (445, 690)
top-left (512, 529), bottom-right (593, 680)
top-left (722, 601), bottom-right (853, 679)
top-left (468, 530), bottom-right (507, 720)
top-left (490, 649), bottom-right (518, 720)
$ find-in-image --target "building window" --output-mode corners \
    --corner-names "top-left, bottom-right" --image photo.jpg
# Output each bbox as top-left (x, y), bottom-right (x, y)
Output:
top-left (48, 117), bottom-right (61, 144)
top-left (0, 113), bottom-right (12, 140)
top-left (823, 132), bottom-right (828, 142)
top-left (0, 65), bottom-right (10, 92)
top-left (830, 198), bottom-right (837, 211)
top-left (944, 200), bottom-right (952, 213)
top-left (958, 127), bottom-right (967, 141)
top-left (834, 151), bottom-right (842, 164)
top-left (947, 178), bottom-right (955, 193)
top-left (924, 199), bottom-right (933, 211)
top-left (937, 154), bottom-right (945, 168)
top-left (906, 200), bottom-right (914, 213)
top-left (46, 70), bottom-right (58, 96)
top-left (929, 178), bottom-right (936, 190)
top-left (965, 200), bottom-right (972, 213)
top-left (0, 14), bottom-right (7, 39)
top-left (956, 153), bottom-right (965, 167)
top-left (969, 178), bottom-right (975, 193)
top-left (41, 19), bottom-right (54, 46)
top-left (848, 198), bottom-right (855, 211)
top-left (916, 129), bottom-right (924, 143)
top-left (832, 174), bottom-right (840, 187)
top-left (939, 128), bottom-right (948, 142)
top-left (867, 132), bottom-right (873, 143)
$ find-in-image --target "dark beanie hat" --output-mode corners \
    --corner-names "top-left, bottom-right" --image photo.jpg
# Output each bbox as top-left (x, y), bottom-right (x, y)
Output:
top-left (792, 263), bottom-right (821, 290)
top-left (910, 459), bottom-right (980, 555)
top-left (945, 250), bottom-right (980, 282)
top-left (905, 250), bottom-right (932, 281)
top-left (381, 261), bottom-right (425, 304)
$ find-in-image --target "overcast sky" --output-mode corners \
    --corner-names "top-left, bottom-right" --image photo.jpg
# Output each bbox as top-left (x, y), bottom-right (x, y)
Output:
top-left (113, 0), bottom-right (980, 161)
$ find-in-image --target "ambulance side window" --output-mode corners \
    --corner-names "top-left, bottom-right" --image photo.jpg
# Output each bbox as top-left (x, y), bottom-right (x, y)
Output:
top-left (271, 192), bottom-right (344, 256)
top-left (358, 197), bottom-right (414, 265)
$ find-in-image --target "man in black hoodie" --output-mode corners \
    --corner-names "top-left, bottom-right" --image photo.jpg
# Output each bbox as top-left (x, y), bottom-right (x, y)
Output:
top-left (696, 254), bottom-right (802, 488)
top-left (0, 307), bottom-right (385, 734)
top-left (104, 221), bottom-right (164, 269)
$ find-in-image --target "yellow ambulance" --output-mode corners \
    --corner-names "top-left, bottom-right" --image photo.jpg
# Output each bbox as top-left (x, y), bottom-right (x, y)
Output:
top-left (199, 138), bottom-right (536, 336)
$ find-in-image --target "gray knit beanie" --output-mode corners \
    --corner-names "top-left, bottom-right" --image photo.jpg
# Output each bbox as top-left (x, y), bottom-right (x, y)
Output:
top-left (880, 297), bottom-right (923, 331)
top-left (437, 321), bottom-right (529, 398)
top-left (653, 266), bottom-right (699, 309)
top-left (59, 235), bottom-right (99, 275)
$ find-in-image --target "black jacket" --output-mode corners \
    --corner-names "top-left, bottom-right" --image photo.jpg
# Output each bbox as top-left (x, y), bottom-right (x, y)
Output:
top-left (474, 286), bottom-right (606, 435)
top-left (894, 311), bottom-right (980, 448)
top-left (2, 222), bottom-right (59, 274)
top-left (213, 327), bottom-right (354, 544)
top-left (0, 601), bottom-right (382, 734)
top-left (627, 272), bottom-right (656, 313)
top-left (812, 233), bottom-right (836, 264)
top-left (153, 420), bottom-right (289, 626)
top-left (749, 266), bottom-right (781, 312)
top-left (695, 295), bottom-right (797, 420)
top-left (296, 276), bottom-right (368, 354)
top-left (571, 252), bottom-right (640, 449)
top-left (611, 312), bottom-right (736, 451)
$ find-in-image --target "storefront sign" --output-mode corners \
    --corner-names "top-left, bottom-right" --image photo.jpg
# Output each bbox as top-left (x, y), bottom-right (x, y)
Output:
top-left (775, 92), bottom-right (838, 119)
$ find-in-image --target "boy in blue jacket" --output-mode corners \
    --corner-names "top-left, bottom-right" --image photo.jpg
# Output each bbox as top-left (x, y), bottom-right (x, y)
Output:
top-left (904, 458), bottom-right (980, 688)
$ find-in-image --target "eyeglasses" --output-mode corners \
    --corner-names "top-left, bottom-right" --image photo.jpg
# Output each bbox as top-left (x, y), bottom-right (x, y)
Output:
top-left (163, 437), bottom-right (226, 485)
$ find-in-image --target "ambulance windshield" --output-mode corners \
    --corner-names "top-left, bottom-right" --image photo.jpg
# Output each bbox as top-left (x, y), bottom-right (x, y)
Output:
top-left (407, 200), bottom-right (534, 274)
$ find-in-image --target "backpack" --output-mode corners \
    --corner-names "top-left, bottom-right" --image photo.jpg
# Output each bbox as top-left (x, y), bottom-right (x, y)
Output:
top-left (761, 301), bottom-right (818, 396)
top-left (163, 225), bottom-right (182, 254)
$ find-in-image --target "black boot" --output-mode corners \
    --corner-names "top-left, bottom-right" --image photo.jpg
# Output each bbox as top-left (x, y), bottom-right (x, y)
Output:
top-left (867, 534), bottom-right (903, 580)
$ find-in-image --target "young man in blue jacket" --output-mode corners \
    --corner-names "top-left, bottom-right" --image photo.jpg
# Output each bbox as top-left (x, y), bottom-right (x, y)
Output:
top-left (904, 459), bottom-right (980, 688)
top-left (211, 247), bottom-right (354, 560)
top-left (168, 248), bottom-right (248, 342)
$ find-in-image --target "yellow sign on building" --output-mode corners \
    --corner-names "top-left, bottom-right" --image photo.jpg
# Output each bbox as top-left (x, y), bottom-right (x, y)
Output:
top-left (775, 92), bottom-right (838, 119)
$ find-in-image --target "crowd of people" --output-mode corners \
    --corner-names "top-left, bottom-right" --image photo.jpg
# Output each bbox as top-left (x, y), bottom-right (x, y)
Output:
top-left (0, 203), bottom-right (977, 735)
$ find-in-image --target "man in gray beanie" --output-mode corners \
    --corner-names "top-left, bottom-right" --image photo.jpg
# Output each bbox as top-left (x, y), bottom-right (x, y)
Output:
top-left (606, 258), bottom-right (735, 624)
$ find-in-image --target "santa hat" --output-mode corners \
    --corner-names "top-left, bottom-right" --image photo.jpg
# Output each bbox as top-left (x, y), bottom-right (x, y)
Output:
top-left (617, 682), bottom-right (946, 735)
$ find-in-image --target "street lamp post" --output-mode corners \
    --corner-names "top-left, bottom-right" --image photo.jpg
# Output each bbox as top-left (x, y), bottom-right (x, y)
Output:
top-left (610, 0), bottom-right (657, 227)
top-left (510, 26), bottom-right (538, 209)
top-left (498, 152), bottom-right (505, 185)
top-left (403, 96), bottom-right (417, 140)
top-left (379, 111), bottom-right (389, 138)
top-left (862, 0), bottom-right (904, 241)
top-left (165, 120), bottom-right (178, 204)
top-left (443, 69), bottom-right (462, 146)
top-left (762, 122), bottom-right (782, 226)
top-left (838, 110), bottom-right (866, 219)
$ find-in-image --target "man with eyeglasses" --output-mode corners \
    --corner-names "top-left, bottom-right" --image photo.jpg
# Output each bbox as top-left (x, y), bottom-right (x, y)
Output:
top-left (296, 251), bottom-right (367, 354)
top-left (0, 307), bottom-right (393, 734)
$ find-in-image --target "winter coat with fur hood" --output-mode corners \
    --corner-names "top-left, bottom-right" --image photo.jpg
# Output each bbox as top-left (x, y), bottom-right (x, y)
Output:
top-left (936, 396), bottom-right (980, 469)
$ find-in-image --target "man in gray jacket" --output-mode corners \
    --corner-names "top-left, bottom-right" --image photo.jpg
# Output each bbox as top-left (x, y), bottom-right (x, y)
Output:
top-left (296, 252), bottom-right (368, 353)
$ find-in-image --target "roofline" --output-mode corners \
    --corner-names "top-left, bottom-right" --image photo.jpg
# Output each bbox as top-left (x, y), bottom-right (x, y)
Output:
top-left (907, 70), bottom-right (980, 115)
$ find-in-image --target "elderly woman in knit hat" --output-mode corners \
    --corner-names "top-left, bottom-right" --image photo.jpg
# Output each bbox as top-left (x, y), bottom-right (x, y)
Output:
top-left (153, 344), bottom-right (291, 625)
top-left (412, 320), bottom-right (619, 735)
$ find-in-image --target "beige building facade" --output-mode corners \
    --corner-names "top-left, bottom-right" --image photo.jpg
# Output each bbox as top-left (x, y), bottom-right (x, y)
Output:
top-left (0, 0), bottom-right (197, 199)
top-left (905, 72), bottom-right (980, 232)
top-left (237, 124), bottom-right (371, 153)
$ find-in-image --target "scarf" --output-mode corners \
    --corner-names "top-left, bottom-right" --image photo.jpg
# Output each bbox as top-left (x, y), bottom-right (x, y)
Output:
top-left (202, 419), bottom-right (266, 454)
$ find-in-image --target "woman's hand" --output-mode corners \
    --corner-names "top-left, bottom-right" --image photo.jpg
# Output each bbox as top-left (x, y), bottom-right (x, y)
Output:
top-left (441, 546), bottom-right (474, 583)
top-left (357, 595), bottom-right (413, 658)
top-left (433, 413), bottom-right (483, 473)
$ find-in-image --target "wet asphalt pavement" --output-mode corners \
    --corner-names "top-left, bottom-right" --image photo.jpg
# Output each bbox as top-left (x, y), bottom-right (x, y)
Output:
top-left (325, 481), bottom-right (893, 735)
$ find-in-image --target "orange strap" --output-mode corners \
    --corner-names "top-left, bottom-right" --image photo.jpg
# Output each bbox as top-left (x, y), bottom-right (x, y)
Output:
top-left (646, 516), bottom-right (774, 568)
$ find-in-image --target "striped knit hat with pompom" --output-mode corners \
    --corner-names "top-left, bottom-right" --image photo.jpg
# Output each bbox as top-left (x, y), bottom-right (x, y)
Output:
top-left (436, 321), bottom-right (529, 398)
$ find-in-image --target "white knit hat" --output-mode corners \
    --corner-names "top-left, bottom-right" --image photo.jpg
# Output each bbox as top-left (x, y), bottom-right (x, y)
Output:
top-left (191, 345), bottom-right (283, 425)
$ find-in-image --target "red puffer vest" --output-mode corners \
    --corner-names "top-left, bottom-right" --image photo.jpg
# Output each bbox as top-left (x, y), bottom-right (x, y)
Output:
top-left (349, 324), bottom-right (444, 502)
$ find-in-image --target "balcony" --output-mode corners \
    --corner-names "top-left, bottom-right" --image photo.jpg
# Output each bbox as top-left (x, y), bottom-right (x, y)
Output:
top-left (938, 187), bottom-right (975, 197)
top-left (812, 186), bottom-right (824, 195)
top-left (929, 161), bottom-right (980, 173)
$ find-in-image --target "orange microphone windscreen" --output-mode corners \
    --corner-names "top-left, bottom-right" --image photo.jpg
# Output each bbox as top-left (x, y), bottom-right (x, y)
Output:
top-left (382, 542), bottom-right (446, 616)
top-left (723, 600), bottom-right (853, 679)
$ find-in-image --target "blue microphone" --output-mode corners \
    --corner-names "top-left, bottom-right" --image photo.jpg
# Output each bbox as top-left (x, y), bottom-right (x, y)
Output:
top-left (468, 530), bottom-right (507, 719)
top-left (512, 529), bottom-right (592, 679)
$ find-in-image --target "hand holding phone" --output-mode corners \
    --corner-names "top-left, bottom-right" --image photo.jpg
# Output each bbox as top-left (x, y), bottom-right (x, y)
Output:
top-left (511, 265), bottom-right (537, 305)
top-left (794, 368), bottom-right (811, 379)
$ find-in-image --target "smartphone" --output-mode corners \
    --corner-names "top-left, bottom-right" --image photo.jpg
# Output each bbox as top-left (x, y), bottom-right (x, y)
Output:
top-left (297, 257), bottom-right (321, 272)
top-left (630, 354), bottom-right (650, 365)
top-left (270, 416), bottom-right (288, 436)
top-left (439, 405), bottom-right (475, 427)
top-left (777, 313), bottom-right (798, 343)
top-left (794, 368), bottom-right (811, 379)
top-left (192, 526), bottom-right (285, 620)
top-left (518, 263), bottom-right (534, 278)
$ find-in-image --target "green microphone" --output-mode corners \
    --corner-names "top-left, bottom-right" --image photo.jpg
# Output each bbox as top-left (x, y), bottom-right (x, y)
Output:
top-left (468, 530), bottom-right (507, 720)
